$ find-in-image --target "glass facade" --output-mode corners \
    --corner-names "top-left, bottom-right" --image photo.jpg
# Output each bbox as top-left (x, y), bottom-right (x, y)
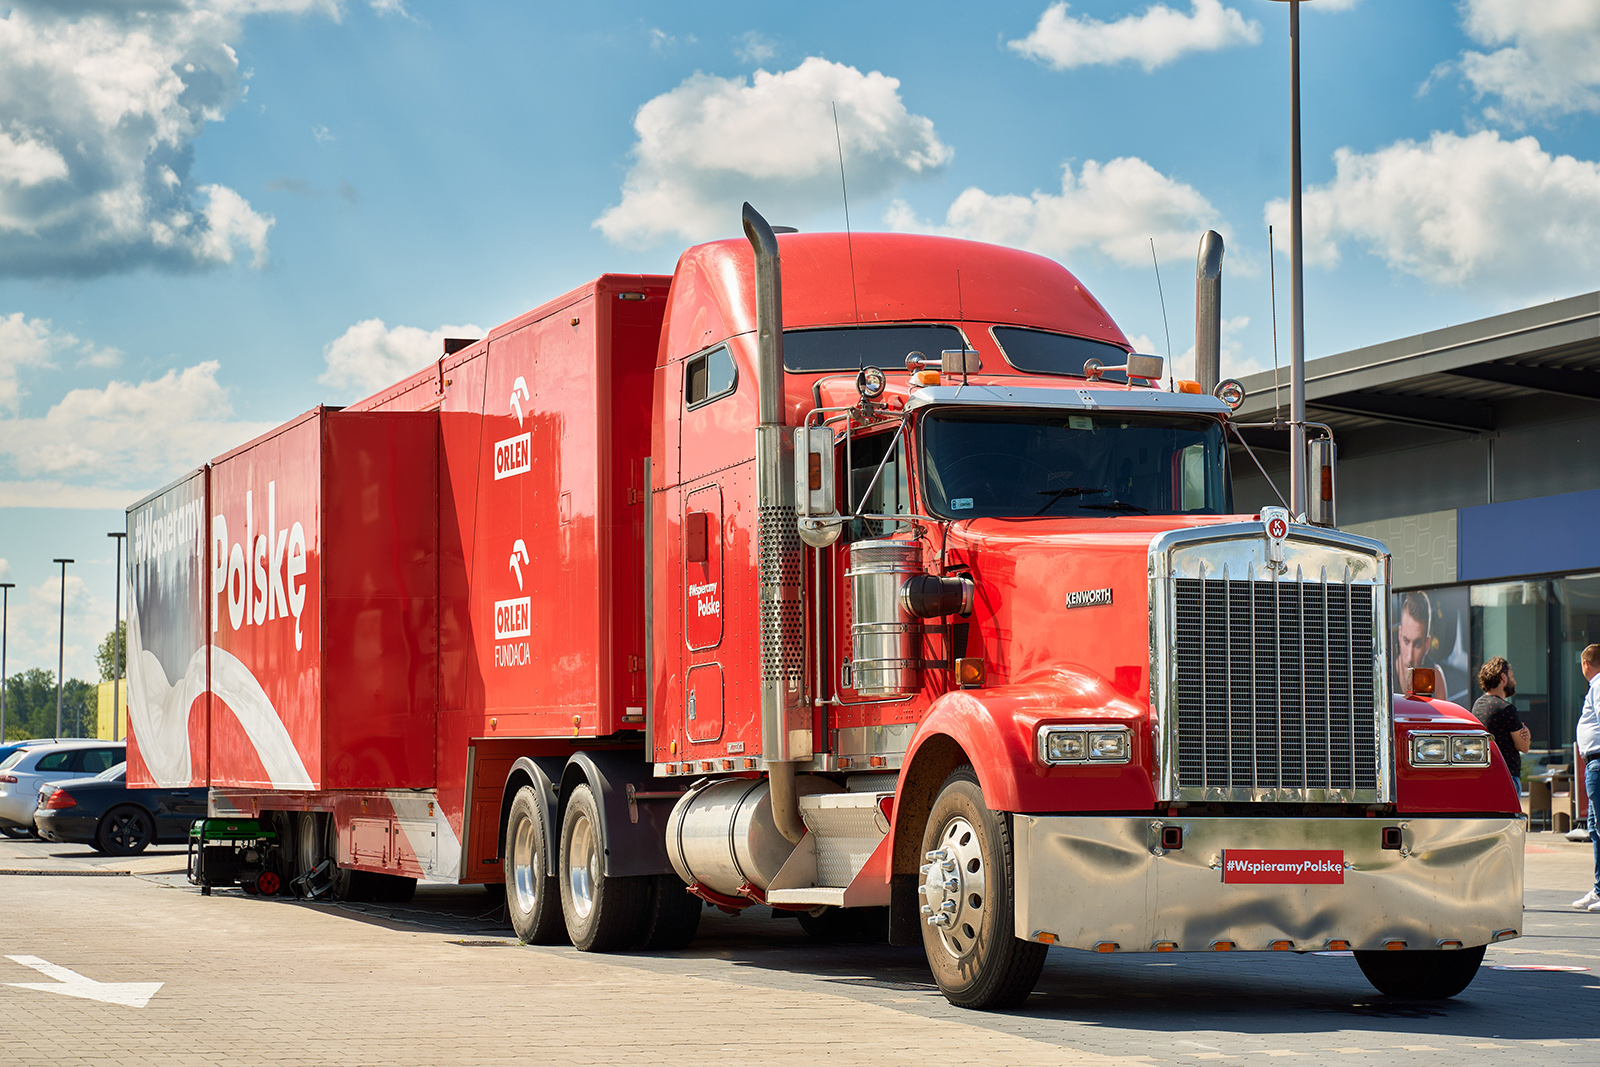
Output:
top-left (1394, 571), bottom-right (1600, 772)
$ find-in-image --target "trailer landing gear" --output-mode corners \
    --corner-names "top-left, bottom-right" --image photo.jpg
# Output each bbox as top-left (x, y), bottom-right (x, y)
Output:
top-left (919, 767), bottom-right (1046, 1010)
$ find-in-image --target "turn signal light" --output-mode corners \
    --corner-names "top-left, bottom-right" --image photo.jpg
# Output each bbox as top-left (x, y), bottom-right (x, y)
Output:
top-left (1384, 940), bottom-right (1407, 951)
top-left (1175, 379), bottom-right (1203, 394)
top-left (43, 790), bottom-right (77, 810)
top-left (1408, 667), bottom-right (1436, 697)
top-left (1270, 940), bottom-right (1294, 951)
top-left (956, 657), bottom-right (985, 688)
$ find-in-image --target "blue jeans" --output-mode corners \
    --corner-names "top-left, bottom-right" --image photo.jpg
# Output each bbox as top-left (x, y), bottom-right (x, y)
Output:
top-left (1588, 758), bottom-right (1600, 895)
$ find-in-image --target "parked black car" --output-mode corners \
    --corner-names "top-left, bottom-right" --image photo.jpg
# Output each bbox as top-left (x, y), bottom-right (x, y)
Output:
top-left (34, 763), bottom-right (207, 855)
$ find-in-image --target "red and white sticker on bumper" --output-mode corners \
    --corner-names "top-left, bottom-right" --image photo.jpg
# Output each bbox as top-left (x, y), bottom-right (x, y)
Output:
top-left (1222, 849), bottom-right (1346, 884)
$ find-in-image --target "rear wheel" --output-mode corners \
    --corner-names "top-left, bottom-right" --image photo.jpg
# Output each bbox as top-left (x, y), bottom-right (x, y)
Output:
top-left (1355, 946), bottom-right (1486, 998)
top-left (97, 806), bottom-right (155, 856)
top-left (638, 873), bottom-right (702, 950)
top-left (506, 785), bottom-right (566, 943)
top-left (558, 783), bottom-right (649, 951)
top-left (918, 767), bottom-right (1047, 1010)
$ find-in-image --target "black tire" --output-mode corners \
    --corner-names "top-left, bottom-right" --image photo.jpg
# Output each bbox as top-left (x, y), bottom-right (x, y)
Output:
top-left (638, 873), bottom-right (702, 950)
top-left (918, 767), bottom-right (1047, 1010)
top-left (0, 826), bottom-right (30, 839)
top-left (1355, 945), bottom-right (1486, 998)
top-left (797, 905), bottom-right (889, 944)
top-left (506, 786), bottom-right (566, 944)
top-left (96, 805), bottom-right (155, 856)
top-left (558, 783), bottom-right (650, 952)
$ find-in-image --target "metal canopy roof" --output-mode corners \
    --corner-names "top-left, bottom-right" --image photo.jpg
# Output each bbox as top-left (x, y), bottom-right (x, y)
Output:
top-left (1229, 291), bottom-right (1600, 448)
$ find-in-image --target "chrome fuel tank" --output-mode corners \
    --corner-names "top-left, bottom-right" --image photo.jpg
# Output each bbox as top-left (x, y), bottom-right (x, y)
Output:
top-left (667, 775), bottom-right (841, 895)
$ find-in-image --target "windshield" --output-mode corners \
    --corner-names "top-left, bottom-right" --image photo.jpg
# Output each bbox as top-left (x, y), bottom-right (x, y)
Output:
top-left (920, 408), bottom-right (1231, 519)
top-left (782, 325), bottom-right (967, 372)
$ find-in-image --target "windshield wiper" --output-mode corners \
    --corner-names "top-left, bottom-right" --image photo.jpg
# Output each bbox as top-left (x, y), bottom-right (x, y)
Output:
top-left (1076, 500), bottom-right (1150, 514)
top-left (1032, 486), bottom-right (1106, 516)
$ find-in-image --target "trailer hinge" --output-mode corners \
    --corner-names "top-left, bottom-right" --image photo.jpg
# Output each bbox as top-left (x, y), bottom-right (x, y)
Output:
top-left (626, 487), bottom-right (643, 505)
top-left (627, 655), bottom-right (644, 672)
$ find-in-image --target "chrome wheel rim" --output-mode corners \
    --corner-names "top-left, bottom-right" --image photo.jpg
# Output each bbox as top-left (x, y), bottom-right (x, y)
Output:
top-left (511, 817), bottom-right (539, 914)
top-left (568, 815), bottom-right (596, 920)
top-left (921, 815), bottom-right (988, 960)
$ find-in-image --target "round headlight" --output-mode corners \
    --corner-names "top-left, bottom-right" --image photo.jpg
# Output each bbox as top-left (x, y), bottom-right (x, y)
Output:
top-left (856, 365), bottom-right (887, 399)
top-left (1214, 378), bottom-right (1246, 410)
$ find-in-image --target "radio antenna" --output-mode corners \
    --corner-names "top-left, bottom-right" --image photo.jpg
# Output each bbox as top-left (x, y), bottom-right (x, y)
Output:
top-left (1269, 224), bottom-right (1282, 421)
top-left (956, 269), bottom-right (969, 386)
top-left (1149, 238), bottom-right (1173, 390)
top-left (832, 102), bottom-right (864, 368)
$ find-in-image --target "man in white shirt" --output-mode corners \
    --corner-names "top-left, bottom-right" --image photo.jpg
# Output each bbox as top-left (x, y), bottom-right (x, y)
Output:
top-left (1574, 644), bottom-right (1600, 912)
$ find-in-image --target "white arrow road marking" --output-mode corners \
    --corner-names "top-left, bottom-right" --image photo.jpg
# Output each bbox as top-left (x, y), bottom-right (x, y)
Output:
top-left (5, 955), bottom-right (162, 1007)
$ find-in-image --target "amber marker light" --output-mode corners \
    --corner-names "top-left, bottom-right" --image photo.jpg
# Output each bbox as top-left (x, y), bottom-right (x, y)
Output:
top-left (1153, 941), bottom-right (1178, 952)
top-left (1175, 379), bottom-right (1203, 394)
top-left (1438, 940), bottom-right (1464, 950)
top-left (868, 755), bottom-right (887, 768)
top-left (956, 657), bottom-right (985, 688)
top-left (1326, 940), bottom-right (1350, 951)
top-left (1094, 942), bottom-right (1118, 953)
top-left (1270, 940), bottom-right (1294, 951)
top-left (1211, 941), bottom-right (1235, 951)
top-left (1384, 940), bottom-right (1407, 951)
top-left (1408, 667), bottom-right (1436, 697)
top-left (743, 758), bottom-right (757, 770)
top-left (911, 370), bottom-right (941, 387)
top-left (1034, 932), bottom-right (1058, 945)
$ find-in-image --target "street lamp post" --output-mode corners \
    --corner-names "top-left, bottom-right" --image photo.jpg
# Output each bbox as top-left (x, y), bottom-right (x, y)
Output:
top-left (1271, 0), bottom-right (1311, 518)
top-left (53, 558), bottom-right (73, 738)
top-left (108, 531), bottom-right (127, 742)
top-left (0, 582), bottom-right (12, 741)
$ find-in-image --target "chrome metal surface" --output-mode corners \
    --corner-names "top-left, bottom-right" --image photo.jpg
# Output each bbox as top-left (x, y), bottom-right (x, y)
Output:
top-left (1149, 521), bottom-right (1392, 804)
top-left (905, 384), bottom-right (1230, 417)
top-left (1036, 724), bottom-right (1132, 765)
top-left (757, 426), bottom-right (809, 762)
top-left (1014, 815), bottom-right (1524, 952)
top-left (743, 202), bottom-right (785, 428)
top-left (921, 816), bottom-right (989, 958)
top-left (1195, 230), bottom-right (1224, 394)
top-left (666, 775), bottom-right (840, 895)
top-left (1307, 436), bottom-right (1336, 527)
top-left (511, 817), bottom-right (539, 915)
top-left (846, 540), bottom-right (923, 696)
top-left (832, 722), bottom-right (916, 765)
top-left (567, 812), bottom-right (596, 920)
top-left (798, 792), bottom-right (892, 886)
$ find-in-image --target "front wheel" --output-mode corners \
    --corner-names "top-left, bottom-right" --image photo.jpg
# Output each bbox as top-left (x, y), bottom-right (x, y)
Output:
top-left (558, 784), bottom-right (649, 951)
top-left (97, 806), bottom-right (155, 856)
top-left (1355, 945), bottom-right (1486, 998)
top-left (918, 767), bottom-right (1047, 1010)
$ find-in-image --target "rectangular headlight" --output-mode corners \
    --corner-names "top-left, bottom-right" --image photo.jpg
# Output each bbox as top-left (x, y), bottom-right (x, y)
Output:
top-left (1089, 730), bottom-right (1129, 761)
top-left (1450, 735), bottom-right (1490, 765)
top-left (1410, 735), bottom-right (1450, 765)
top-left (1044, 730), bottom-right (1086, 763)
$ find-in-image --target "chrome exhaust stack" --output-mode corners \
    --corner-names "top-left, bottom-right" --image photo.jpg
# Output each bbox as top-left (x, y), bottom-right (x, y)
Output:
top-left (742, 202), bottom-right (808, 846)
top-left (1194, 230), bottom-right (1224, 395)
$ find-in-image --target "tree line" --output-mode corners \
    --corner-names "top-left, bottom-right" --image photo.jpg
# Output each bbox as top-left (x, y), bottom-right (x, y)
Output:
top-left (1, 623), bottom-right (124, 742)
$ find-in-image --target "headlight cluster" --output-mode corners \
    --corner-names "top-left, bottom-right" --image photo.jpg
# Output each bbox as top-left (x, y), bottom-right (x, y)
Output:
top-left (1037, 725), bottom-right (1132, 765)
top-left (1407, 731), bottom-right (1491, 768)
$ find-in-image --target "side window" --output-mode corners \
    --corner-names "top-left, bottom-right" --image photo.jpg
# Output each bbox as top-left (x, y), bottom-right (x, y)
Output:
top-left (78, 748), bottom-right (118, 774)
top-left (35, 751), bottom-right (74, 773)
top-left (1178, 443), bottom-right (1208, 512)
top-left (685, 346), bottom-right (737, 409)
top-left (845, 431), bottom-right (912, 539)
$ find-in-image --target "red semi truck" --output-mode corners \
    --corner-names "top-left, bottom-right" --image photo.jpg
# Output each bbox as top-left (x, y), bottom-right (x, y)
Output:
top-left (126, 206), bottom-right (1523, 1009)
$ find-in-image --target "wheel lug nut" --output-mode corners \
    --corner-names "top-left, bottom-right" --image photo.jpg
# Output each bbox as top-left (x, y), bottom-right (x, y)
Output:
top-left (941, 899), bottom-right (957, 911)
top-left (942, 877), bottom-right (959, 892)
top-left (920, 904), bottom-right (932, 915)
top-left (919, 864), bottom-right (931, 876)
top-left (925, 849), bottom-right (947, 862)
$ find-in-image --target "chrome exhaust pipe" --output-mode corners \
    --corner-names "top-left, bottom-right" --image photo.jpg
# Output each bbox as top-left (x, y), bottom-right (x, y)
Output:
top-left (1194, 230), bottom-right (1224, 394)
top-left (742, 202), bottom-right (807, 846)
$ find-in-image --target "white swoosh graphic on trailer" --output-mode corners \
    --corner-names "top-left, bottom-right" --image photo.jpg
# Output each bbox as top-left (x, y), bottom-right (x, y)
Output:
top-left (124, 606), bottom-right (203, 788)
top-left (209, 647), bottom-right (314, 789)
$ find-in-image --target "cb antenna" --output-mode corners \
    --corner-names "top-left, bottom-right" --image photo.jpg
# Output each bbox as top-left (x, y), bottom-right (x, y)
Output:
top-left (832, 102), bottom-right (864, 368)
top-left (1269, 224), bottom-right (1282, 421)
top-left (1149, 238), bottom-right (1173, 390)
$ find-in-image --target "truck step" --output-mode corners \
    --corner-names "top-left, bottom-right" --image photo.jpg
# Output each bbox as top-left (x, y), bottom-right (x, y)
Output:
top-left (764, 792), bottom-right (892, 908)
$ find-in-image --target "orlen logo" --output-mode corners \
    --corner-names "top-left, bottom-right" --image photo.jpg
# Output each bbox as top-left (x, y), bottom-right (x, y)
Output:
top-left (212, 481), bottom-right (309, 650)
top-left (495, 597), bottom-right (531, 640)
top-left (494, 432), bottom-right (531, 480)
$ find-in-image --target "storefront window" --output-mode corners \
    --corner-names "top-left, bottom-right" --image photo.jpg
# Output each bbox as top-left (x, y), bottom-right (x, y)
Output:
top-left (1553, 573), bottom-right (1600, 755)
top-left (1390, 586), bottom-right (1471, 704)
top-left (1469, 581), bottom-right (1551, 746)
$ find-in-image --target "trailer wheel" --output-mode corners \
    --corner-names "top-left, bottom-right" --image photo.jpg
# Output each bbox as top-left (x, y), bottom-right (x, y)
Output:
top-left (558, 783), bottom-right (649, 951)
top-left (1354, 946), bottom-right (1486, 999)
top-left (506, 786), bottom-right (565, 944)
top-left (638, 873), bottom-right (702, 951)
top-left (919, 767), bottom-right (1047, 1010)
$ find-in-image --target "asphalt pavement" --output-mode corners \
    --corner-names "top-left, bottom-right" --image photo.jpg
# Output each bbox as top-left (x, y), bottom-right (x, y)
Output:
top-left (0, 832), bottom-right (1596, 1066)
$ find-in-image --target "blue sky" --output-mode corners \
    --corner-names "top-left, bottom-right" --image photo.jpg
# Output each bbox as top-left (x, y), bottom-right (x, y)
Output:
top-left (3, 0), bottom-right (1599, 678)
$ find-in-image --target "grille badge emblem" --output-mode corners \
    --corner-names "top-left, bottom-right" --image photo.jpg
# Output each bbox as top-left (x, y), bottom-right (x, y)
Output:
top-left (1262, 506), bottom-right (1290, 573)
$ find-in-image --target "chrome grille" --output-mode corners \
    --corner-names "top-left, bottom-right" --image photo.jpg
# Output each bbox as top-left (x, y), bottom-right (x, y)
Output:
top-left (1172, 575), bottom-right (1378, 798)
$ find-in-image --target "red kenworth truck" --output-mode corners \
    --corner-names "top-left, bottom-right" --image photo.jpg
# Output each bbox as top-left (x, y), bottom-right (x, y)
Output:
top-left (126, 206), bottom-right (1523, 1009)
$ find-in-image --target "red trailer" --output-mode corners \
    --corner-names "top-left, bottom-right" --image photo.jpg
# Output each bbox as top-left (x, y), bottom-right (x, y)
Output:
top-left (128, 207), bottom-right (1524, 1007)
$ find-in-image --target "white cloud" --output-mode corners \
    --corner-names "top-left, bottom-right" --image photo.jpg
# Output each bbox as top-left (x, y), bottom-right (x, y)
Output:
top-left (0, 312), bottom-right (122, 408)
top-left (885, 156), bottom-right (1221, 269)
top-left (0, 1), bottom-right (396, 277)
top-left (319, 318), bottom-right (485, 397)
top-left (594, 57), bottom-right (952, 245)
top-left (1266, 130), bottom-right (1600, 295)
top-left (0, 361), bottom-right (274, 508)
top-left (1008, 1), bottom-right (1260, 73)
top-left (312, 125), bottom-right (335, 143)
top-left (1456, 0), bottom-right (1600, 123)
top-left (736, 31), bottom-right (777, 64)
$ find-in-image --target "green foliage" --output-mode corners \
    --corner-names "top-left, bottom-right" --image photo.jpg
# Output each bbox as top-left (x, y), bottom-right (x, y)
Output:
top-left (95, 621), bottom-right (127, 683)
top-left (2, 668), bottom-right (97, 741)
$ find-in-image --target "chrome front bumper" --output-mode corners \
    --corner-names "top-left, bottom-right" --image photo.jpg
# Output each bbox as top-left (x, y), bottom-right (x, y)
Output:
top-left (1013, 815), bottom-right (1524, 952)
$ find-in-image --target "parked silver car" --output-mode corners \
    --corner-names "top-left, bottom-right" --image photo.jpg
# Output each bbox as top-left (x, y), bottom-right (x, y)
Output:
top-left (0, 741), bottom-right (125, 837)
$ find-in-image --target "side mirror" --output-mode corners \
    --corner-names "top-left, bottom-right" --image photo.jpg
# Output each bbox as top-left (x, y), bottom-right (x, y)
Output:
top-left (1307, 436), bottom-right (1336, 528)
top-left (794, 426), bottom-right (843, 547)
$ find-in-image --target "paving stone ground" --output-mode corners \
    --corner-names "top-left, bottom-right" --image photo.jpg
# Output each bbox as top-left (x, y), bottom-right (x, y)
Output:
top-left (0, 832), bottom-right (1596, 1067)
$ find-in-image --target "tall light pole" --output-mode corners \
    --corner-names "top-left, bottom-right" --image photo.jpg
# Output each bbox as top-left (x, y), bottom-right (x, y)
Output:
top-left (1271, 0), bottom-right (1311, 518)
top-left (108, 531), bottom-right (126, 742)
top-left (0, 582), bottom-right (12, 741)
top-left (53, 558), bottom-right (73, 738)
